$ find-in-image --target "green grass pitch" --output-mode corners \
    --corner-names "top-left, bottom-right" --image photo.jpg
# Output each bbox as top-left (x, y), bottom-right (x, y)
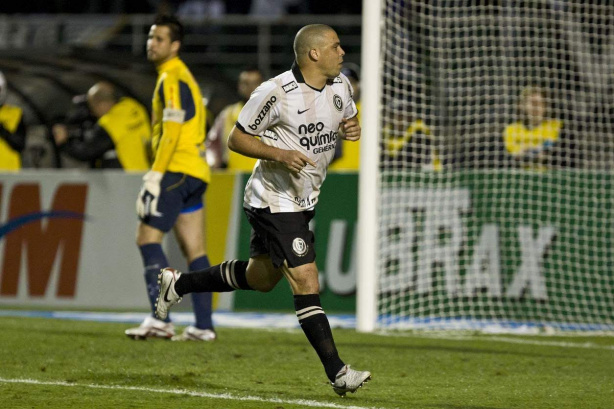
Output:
top-left (0, 316), bottom-right (612, 408)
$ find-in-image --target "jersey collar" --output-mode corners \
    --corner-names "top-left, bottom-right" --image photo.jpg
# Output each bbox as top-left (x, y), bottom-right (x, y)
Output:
top-left (291, 61), bottom-right (325, 92)
top-left (157, 56), bottom-right (182, 74)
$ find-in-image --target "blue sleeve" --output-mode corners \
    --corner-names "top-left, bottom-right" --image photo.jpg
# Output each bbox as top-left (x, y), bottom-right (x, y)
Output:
top-left (179, 81), bottom-right (196, 121)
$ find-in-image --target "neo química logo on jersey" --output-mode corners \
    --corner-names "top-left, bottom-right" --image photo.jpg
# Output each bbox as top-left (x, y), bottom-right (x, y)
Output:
top-left (0, 183), bottom-right (88, 298)
top-left (298, 121), bottom-right (339, 153)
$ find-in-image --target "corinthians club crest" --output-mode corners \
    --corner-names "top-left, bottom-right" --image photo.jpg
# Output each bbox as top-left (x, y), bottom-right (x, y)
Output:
top-left (333, 94), bottom-right (343, 111)
top-left (292, 237), bottom-right (308, 257)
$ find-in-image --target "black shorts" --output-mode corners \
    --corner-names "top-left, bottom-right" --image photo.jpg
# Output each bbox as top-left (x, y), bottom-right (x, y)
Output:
top-left (141, 172), bottom-right (207, 233)
top-left (244, 206), bottom-right (316, 269)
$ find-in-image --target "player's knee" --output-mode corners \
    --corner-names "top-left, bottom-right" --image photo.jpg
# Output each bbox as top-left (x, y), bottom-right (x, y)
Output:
top-left (136, 223), bottom-right (164, 246)
top-left (184, 245), bottom-right (206, 262)
top-left (250, 274), bottom-right (279, 292)
top-left (247, 272), bottom-right (282, 292)
top-left (135, 235), bottom-right (149, 247)
top-left (246, 258), bottom-right (280, 292)
top-left (293, 279), bottom-right (320, 295)
top-left (286, 263), bottom-right (320, 294)
top-left (136, 232), bottom-right (160, 247)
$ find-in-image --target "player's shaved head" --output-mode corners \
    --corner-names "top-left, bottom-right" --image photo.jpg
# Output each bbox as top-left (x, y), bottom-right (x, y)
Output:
top-left (294, 24), bottom-right (336, 65)
top-left (87, 81), bottom-right (117, 105)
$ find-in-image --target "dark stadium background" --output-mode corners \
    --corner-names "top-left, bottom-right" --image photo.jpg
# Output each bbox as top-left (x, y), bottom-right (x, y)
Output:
top-left (0, 1), bottom-right (362, 168)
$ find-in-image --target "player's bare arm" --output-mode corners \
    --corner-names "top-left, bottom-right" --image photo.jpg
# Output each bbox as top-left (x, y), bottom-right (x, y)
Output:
top-left (228, 125), bottom-right (316, 173)
top-left (338, 116), bottom-right (361, 141)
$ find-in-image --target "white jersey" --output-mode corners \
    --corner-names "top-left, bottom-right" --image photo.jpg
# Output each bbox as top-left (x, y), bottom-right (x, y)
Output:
top-left (236, 63), bottom-right (358, 213)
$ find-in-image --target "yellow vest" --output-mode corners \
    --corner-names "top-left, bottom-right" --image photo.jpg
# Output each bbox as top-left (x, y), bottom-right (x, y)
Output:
top-left (0, 104), bottom-right (23, 171)
top-left (98, 97), bottom-right (151, 171)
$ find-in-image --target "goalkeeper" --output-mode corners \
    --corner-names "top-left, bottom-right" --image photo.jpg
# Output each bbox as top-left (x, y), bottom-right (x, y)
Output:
top-left (503, 85), bottom-right (577, 169)
top-left (155, 24), bottom-right (371, 396)
top-left (127, 15), bottom-right (215, 342)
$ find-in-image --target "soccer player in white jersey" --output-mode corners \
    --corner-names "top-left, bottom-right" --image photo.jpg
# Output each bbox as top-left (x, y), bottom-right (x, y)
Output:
top-left (155, 24), bottom-right (371, 396)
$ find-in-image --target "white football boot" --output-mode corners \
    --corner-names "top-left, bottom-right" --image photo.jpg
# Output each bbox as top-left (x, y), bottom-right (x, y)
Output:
top-left (331, 365), bottom-right (371, 397)
top-left (171, 326), bottom-right (217, 342)
top-left (155, 267), bottom-right (183, 320)
top-left (124, 316), bottom-right (175, 340)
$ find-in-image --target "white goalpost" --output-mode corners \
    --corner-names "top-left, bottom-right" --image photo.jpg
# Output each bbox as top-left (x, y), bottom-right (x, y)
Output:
top-left (356, 0), bottom-right (383, 332)
top-left (357, 0), bottom-right (614, 333)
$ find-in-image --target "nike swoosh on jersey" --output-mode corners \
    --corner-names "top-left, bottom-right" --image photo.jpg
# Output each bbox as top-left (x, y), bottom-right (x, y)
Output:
top-left (297, 108), bottom-right (310, 114)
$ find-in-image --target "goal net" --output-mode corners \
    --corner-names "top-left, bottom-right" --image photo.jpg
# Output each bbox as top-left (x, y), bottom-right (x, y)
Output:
top-left (360, 1), bottom-right (614, 332)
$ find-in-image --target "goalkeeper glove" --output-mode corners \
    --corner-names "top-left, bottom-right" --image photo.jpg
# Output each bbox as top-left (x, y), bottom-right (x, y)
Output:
top-left (136, 171), bottom-right (164, 218)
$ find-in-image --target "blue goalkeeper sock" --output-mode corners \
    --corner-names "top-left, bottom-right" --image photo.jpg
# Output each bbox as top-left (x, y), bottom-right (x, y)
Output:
top-left (189, 256), bottom-right (214, 330)
top-left (138, 243), bottom-right (170, 322)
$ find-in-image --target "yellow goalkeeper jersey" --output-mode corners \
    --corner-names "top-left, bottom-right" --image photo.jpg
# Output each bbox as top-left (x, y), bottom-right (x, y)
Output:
top-left (503, 119), bottom-right (562, 155)
top-left (151, 57), bottom-right (210, 182)
top-left (503, 119), bottom-right (562, 171)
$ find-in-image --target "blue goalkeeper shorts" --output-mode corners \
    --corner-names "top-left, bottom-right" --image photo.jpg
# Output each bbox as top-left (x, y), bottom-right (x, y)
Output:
top-left (141, 171), bottom-right (207, 233)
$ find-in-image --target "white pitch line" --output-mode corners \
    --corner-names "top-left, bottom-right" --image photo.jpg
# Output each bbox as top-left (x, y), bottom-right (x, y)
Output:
top-left (0, 377), bottom-right (379, 409)
top-left (376, 332), bottom-right (614, 351)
